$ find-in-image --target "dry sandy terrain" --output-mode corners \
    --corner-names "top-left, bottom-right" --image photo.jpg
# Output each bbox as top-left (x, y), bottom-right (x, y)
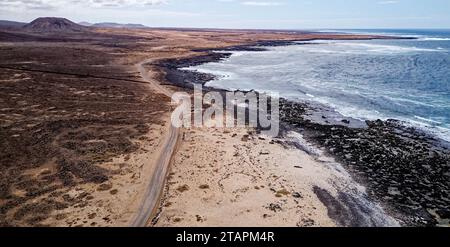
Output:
top-left (155, 126), bottom-right (336, 227)
top-left (0, 25), bottom-right (397, 226)
top-left (154, 116), bottom-right (398, 227)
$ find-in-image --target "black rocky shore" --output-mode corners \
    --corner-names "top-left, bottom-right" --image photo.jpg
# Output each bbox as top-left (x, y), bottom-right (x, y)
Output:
top-left (154, 39), bottom-right (450, 227)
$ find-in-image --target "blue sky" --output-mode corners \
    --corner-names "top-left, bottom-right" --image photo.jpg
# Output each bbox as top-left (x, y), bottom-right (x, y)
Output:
top-left (1, 0), bottom-right (450, 29)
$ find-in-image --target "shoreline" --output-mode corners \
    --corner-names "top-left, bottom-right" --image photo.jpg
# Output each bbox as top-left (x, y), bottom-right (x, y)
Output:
top-left (154, 37), bottom-right (450, 226)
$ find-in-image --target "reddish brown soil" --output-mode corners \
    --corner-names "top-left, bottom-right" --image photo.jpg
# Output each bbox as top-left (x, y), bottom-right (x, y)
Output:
top-left (0, 35), bottom-right (169, 226)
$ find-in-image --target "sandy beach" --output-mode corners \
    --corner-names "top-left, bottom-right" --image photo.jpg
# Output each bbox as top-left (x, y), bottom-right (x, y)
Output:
top-left (154, 120), bottom-right (398, 227)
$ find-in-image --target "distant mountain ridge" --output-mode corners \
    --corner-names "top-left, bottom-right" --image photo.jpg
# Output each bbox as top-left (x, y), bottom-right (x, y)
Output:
top-left (0, 20), bottom-right (26, 28)
top-left (89, 22), bottom-right (148, 29)
top-left (0, 17), bottom-right (149, 32)
top-left (78, 22), bottom-right (93, 27)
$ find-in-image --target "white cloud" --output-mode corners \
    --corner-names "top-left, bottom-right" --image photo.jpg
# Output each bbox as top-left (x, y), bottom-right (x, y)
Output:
top-left (77, 0), bottom-right (167, 8)
top-left (217, 0), bottom-right (284, 7)
top-left (242, 1), bottom-right (284, 6)
top-left (377, 1), bottom-right (399, 4)
top-left (0, 0), bottom-right (167, 10)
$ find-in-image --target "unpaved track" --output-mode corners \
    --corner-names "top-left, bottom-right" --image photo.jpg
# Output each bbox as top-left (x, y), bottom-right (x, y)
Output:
top-left (130, 60), bottom-right (181, 227)
top-left (137, 59), bottom-right (173, 98)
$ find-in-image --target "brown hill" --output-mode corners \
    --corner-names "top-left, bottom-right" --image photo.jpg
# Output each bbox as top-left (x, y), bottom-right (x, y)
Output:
top-left (23, 17), bottom-right (88, 32)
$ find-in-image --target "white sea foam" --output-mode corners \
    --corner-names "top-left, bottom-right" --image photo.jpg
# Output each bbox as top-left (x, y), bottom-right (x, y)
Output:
top-left (315, 29), bottom-right (422, 38)
top-left (400, 119), bottom-right (450, 143)
top-left (313, 98), bottom-right (450, 143)
top-left (383, 95), bottom-right (436, 108)
top-left (420, 37), bottom-right (450, 41)
top-left (292, 41), bottom-right (446, 54)
top-left (414, 115), bottom-right (443, 125)
top-left (337, 42), bottom-right (444, 53)
top-left (182, 67), bottom-right (234, 79)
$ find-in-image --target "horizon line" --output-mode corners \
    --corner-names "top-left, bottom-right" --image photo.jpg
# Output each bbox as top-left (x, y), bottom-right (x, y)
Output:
top-left (2, 17), bottom-right (450, 31)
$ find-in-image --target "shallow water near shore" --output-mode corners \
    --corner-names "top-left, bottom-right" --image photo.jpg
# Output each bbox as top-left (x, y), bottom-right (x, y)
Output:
top-left (185, 29), bottom-right (450, 142)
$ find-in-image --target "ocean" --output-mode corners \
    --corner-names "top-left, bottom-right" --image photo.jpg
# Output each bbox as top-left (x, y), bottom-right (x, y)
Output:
top-left (185, 29), bottom-right (450, 142)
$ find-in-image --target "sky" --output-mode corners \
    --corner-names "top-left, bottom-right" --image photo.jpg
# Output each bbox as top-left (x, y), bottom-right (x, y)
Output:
top-left (1, 0), bottom-right (450, 29)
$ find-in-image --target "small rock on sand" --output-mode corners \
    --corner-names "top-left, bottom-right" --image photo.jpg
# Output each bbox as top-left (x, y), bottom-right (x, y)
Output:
top-left (97, 183), bottom-right (113, 191)
top-left (176, 185), bottom-right (190, 193)
top-left (199, 184), bottom-right (210, 189)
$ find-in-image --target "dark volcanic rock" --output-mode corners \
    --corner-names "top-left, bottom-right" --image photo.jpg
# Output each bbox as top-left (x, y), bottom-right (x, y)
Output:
top-left (280, 99), bottom-right (450, 226)
top-left (23, 17), bottom-right (88, 32)
top-left (157, 52), bottom-right (232, 88)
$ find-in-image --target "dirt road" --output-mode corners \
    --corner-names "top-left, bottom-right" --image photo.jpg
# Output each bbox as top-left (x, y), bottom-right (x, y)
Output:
top-left (130, 60), bottom-right (181, 227)
top-left (137, 59), bottom-right (173, 98)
